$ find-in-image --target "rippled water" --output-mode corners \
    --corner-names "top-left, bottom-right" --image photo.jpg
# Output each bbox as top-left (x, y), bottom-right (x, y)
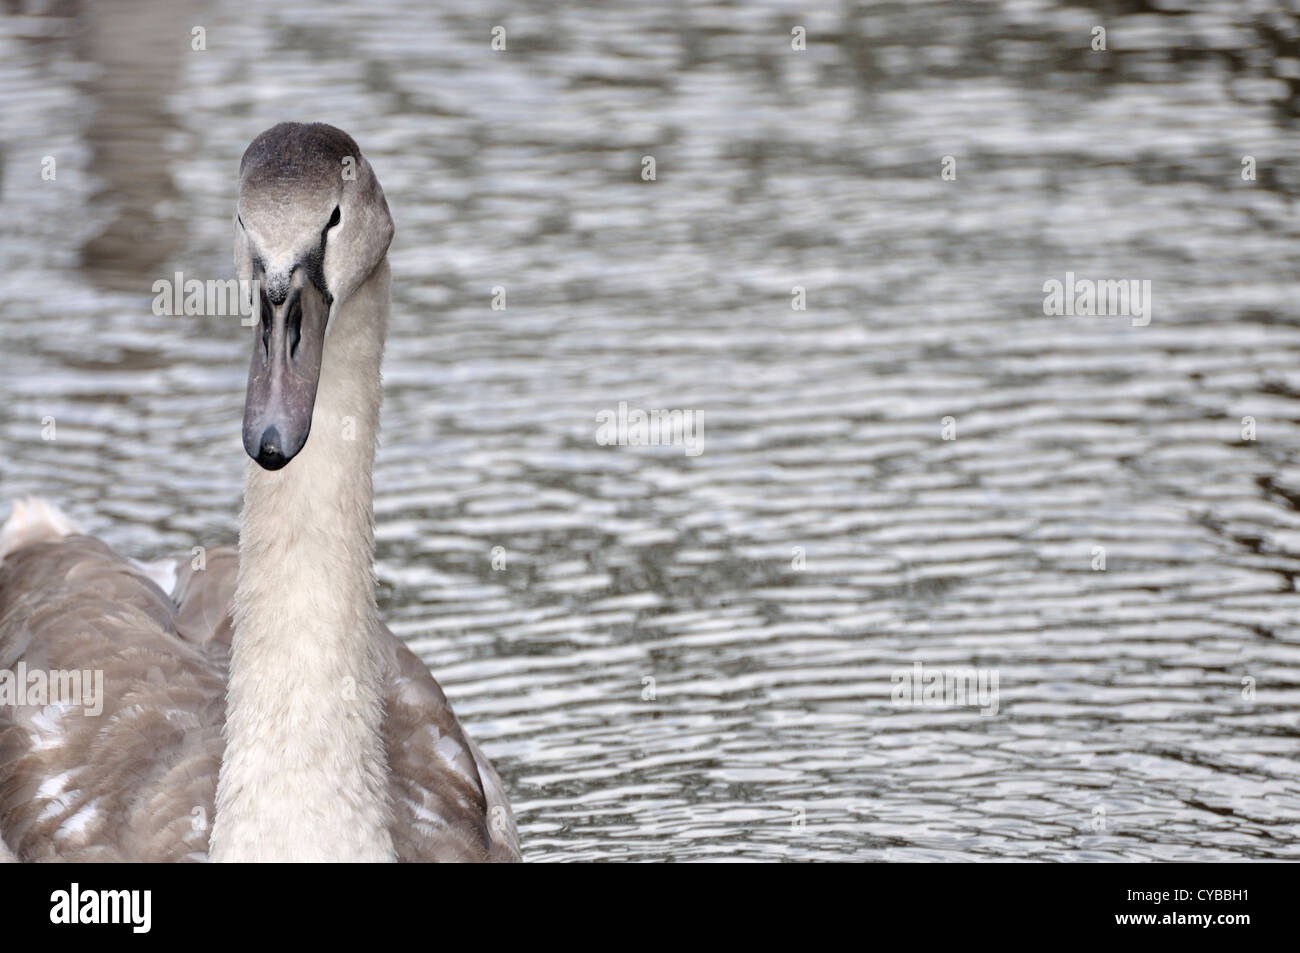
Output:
top-left (4, 0), bottom-right (1300, 860)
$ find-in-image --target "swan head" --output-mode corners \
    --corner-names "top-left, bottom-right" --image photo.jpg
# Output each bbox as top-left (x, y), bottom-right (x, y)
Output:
top-left (234, 122), bottom-right (394, 470)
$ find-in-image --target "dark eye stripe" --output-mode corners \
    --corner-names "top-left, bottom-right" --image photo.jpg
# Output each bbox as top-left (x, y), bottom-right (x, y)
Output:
top-left (327, 206), bottom-right (341, 229)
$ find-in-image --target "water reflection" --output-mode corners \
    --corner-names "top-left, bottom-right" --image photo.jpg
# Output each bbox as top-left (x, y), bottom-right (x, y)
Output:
top-left (77, 0), bottom-right (196, 290)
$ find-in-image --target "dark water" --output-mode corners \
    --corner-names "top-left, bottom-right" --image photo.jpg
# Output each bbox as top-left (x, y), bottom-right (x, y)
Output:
top-left (3, 0), bottom-right (1300, 860)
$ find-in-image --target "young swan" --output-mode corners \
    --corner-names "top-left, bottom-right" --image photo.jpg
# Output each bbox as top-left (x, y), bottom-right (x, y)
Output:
top-left (211, 122), bottom-right (520, 862)
top-left (0, 123), bottom-right (519, 863)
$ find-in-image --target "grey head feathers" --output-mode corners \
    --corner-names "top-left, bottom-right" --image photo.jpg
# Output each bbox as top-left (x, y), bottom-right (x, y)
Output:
top-left (234, 122), bottom-right (394, 311)
top-left (239, 122), bottom-right (362, 191)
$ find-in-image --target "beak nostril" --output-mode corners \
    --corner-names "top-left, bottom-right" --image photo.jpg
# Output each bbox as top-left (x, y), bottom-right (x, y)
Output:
top-left (287, 299), bottom-right (302, 359)
top-left (259, 288), bottom-right (272, 363)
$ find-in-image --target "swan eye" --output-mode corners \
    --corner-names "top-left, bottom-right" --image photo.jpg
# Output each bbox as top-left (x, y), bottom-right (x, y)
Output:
top-left (327, 206), bottom-right (341, 229)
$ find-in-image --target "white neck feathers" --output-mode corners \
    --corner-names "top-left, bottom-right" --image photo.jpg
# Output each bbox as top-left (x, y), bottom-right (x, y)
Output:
top-left (210, 260), bottom-right (393, 862)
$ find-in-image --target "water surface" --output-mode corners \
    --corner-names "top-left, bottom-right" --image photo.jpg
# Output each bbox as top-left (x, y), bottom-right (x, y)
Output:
top-left (2, 0), bottom-right (1300, 860)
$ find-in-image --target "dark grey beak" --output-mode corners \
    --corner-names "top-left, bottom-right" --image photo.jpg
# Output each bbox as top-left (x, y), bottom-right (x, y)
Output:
top-left (243, 269), bottom-right (329, 470)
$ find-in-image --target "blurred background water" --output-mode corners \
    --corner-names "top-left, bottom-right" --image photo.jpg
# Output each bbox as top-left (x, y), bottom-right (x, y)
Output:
top-left (3, 0), bottom-right (1300, 860)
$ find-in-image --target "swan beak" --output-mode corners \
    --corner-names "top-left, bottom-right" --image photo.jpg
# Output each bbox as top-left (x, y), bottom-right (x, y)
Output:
top-left (242, 270), bottom-right (330, 470)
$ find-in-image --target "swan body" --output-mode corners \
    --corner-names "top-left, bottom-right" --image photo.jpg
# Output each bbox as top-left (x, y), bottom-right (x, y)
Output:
top-left (0, 124), bottom-right (520, 862)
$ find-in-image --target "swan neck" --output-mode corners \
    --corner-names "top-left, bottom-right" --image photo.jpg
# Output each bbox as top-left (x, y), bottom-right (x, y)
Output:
top-left (211, 259), bottom-right (393, 862)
